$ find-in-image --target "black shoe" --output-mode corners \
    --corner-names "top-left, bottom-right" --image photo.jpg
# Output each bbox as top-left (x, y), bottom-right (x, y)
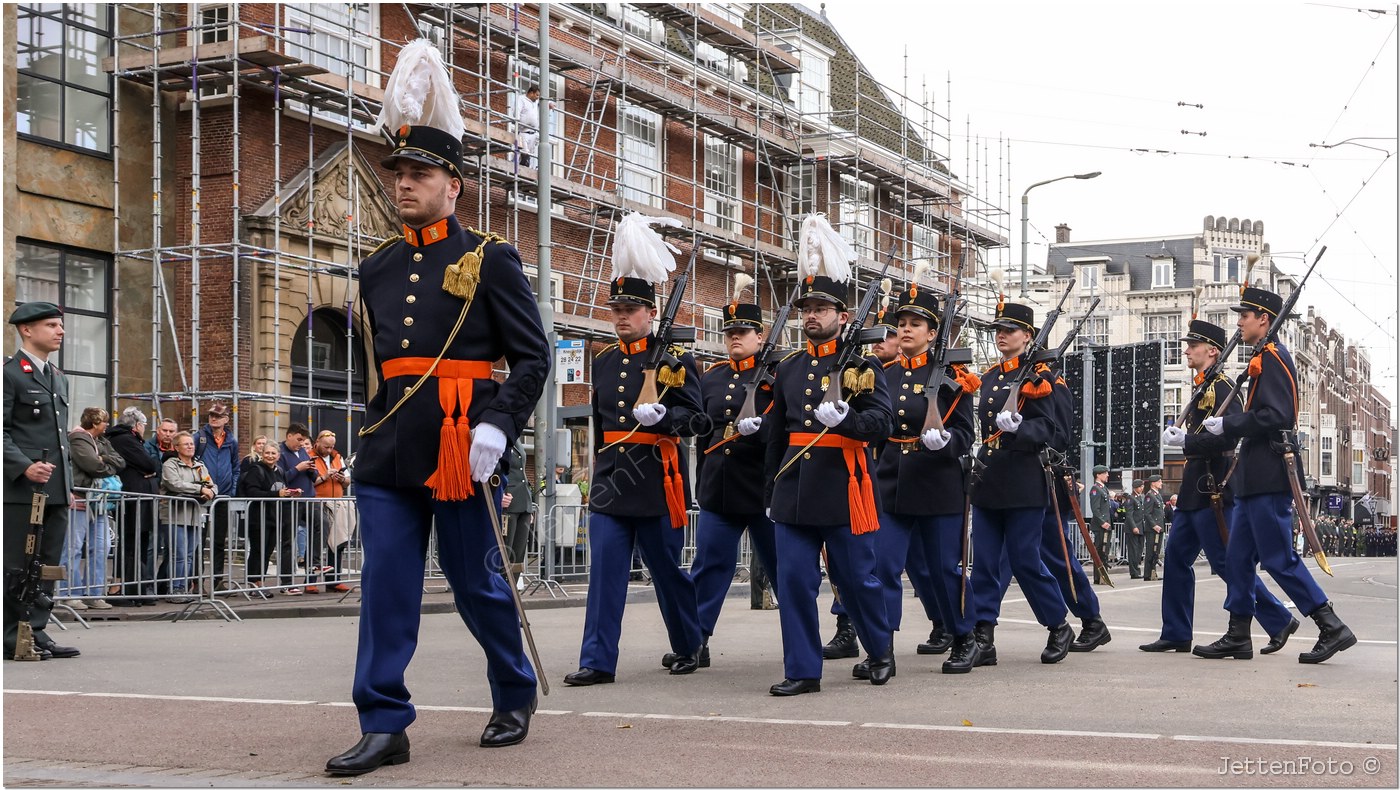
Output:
top-left (669, 652), bottom-right (702, 675)
top-left (1041, 623), bottom-right (1074, 664)
top-left (563, 667), bottom-right (616, 686)
top-left (1193, 614), bottom-right (1253, 660)
top-left (867, 655), bottom-right (895, 685)
top-left (480, 698), bottom-right (536, 747)
top-left (1260, 619), bottom-right (1299, 655)
top-left (326, 732), bottom-right (410, 776)
top-left (916, 625), bottom-right (954, 655)
top-left (769, 678), bottom-right (821, 696)
top-left (973, 622), bottom-right (997, 666)
top-left (1139, 638), bottom-right (1192, 653)
top-left (942, 633), bottom-right (981, 674)
top-left (851, 658), bottom-right (870, 680)
top-left (1299, 603), bottom-right (1357, 664)
top-left (662, 641), bottom-right (710, 669)
top-left (822, 615), bottom-right (859, 660)
top-left (108, 598), bottom-right (139, 607)
top-left (33, 637), bottom-right (79, 659)
top-left (1069, 617), bottom-right (1111, 652)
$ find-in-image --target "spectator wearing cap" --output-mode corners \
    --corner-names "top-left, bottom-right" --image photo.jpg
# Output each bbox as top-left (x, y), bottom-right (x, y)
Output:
top-left (311, 430), bottom-right (354, 593)
top-left (194, 402), bottom-right (239, 591)
top-left (62, 407), bottom-right (125, 610)
top-left (3, 301), bottom-right (82, 659)
top-left (104, 406), bottom-right (160, 605)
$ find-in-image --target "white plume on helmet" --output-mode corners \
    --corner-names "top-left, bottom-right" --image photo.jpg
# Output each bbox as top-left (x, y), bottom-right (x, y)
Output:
top-left (611, 212), bottom-right (682, 284)
top-left (732, 272), bottom-right (754, 301)
top-left (798, 214), bottom-right (855, 283)
top-left (379, 39), bottom-right (464, 141)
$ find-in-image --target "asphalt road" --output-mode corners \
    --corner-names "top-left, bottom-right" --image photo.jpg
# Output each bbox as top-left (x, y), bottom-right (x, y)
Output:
top-left (4, 557), bottom-right (1396, 787)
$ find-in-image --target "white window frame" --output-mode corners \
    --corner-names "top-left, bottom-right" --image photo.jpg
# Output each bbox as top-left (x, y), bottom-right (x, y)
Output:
top-left (838, 174), bottom-right (873, 257)
top-left (188, 3), bottom-right (234, 99)
top-left (618, 102), bottom-right (663, 209)
top-left (283, 4), bottom-right (380, 128)
top-left (1145, 313), bottom-right (1182, 365)
top-left (701, 307), bottom-right (725, 351)
top-left (912, 223), bottom-right (940, 264)
top-left (703, 136), bottom-right (742, 232)
top-left (797, 48), bottom-right (829, 116)
top-left (521, 264), bottom-right (565, 314)
top-left (788, 165), bottom-right (815, 246)
top-left (1213, 253), bottom-right (1241, 283)
top-left (1080, 264), bottom-right (1100, 292)
top-left (1163, 385), bottom-right (1184, 433)
top-left (507, 55), bottom-right (566, 181)
top-left (606, 3), bottom-right (664, 44)
top-left (1076, 316), bottom-right (1108, 352)
top-left (1151, 258), bottom-right (1175, 289)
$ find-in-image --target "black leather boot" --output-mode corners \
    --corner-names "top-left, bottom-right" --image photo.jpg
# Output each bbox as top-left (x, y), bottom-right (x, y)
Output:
top-left (851, 657), bottom-right (871, 679)
top-left (822, 614), bottom-right (859, 660)
top-left (1193, 614), bottom-right (1253, 660)
top-left (1259, 619), bottom-right (1299, 655)
top-left (1298, 603), bottom-right (1356, 664)
top-left (326, 732), bottom-right (410, 776)
top-left (480, 697), bottom-right (536, 747)
top-left (866, 654), bottom-right (895, 685)
top-left (916, 623), bottom-right (954, 655)
top-left (1069, 617), bottom-right (1111, 652)
top-left (1041, 622), bottom-right (1074, 664)
top-left (662, 639), bottom-right (710, 669)
top-left (1139, 638), bottom-right (1192, 652)
top-left (941, 633), bottom-right (981, 674)
top-left (972, 622), bottom-right (997, 666)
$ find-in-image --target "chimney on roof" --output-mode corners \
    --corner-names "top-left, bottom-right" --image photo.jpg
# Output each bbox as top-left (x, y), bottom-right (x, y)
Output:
top-left (1054, 224), bottom-right (1071, 244)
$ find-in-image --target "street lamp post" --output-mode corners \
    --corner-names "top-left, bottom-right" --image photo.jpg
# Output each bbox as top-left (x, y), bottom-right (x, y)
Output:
top-left (1020, 171), bottom-right (1101, 297)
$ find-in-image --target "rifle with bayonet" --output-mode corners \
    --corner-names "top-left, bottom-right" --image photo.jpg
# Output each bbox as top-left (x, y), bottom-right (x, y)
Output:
top-left (819, 245), bottom-right (897, 406)
top-left (999, 279), bottom-right (1075, 419)
top-left (920, 258), bottom-right (973, 435)
top-left (7, 450), bottom-right (65, 661)
top-left (736, 280), bottom-right (803, 424)
top-left (635, 236), bottom-right (701, 407)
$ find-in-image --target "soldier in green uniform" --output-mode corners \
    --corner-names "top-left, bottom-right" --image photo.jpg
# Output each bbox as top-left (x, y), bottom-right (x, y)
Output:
top-left (4, 302), bottom-right (80, 660)
top-left (1124, 479), bottom-right (1146, 579)
top-left (1088, 466), bottom-right (1113, 583)
top-left (1142, 475), bottom-right (1166, 581)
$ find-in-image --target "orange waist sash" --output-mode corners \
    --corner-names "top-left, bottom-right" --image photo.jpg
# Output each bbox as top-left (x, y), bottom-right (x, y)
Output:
top-left (381, 357), bottom-right (495, 501)
top-left (602, 431), bottom-right (688, 529)
top-left (788, 432), bottom-right (878, 535)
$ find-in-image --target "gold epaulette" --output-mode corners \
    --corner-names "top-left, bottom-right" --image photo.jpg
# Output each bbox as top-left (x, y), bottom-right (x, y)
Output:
top-left (369, 234), bottom-right (403, 256)
top-left (443, 231), bottom-right (504, 301)
top-left (882, 358), bottom-right (899, 369)
top-left (706, 360), bottom-right (729, 372)
top-left (657, 364), bottom-right (686, 388)
top-left (778, 349), bottom-right (803, 363)
top-left (669, 343), bottom-right (687, 358)
top-left (841, 365), bottom-right (877, 396)
top-left (595, 342), bottom-right (620, 359)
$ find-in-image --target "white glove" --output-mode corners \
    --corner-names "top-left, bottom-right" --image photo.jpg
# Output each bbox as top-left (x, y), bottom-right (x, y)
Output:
top-left (921, 428), bottom-right (951, 452)
top-left (815, 400), bottom-right (850, 428)
top-left (469, 423), bottom-right (508, 483)
top-left (632, 402), bottom-right (667, 426)
top-left (737, 416), bottom-right (763, 436)
top-left (995, 411), bottom-right (1023, 433)
top-left (765, 508), bottom-right (772, 519)
top-left (1203, 416), bottom-right (1224, 435)
top-left (1161, 426), bottom-right (1186, 447)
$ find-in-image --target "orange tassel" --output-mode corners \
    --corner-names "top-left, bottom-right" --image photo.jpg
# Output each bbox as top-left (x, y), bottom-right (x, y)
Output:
top-left (953, 364), bottom-right (981, 393)
top-left (426, 417), bottom-right (467, 501)
top-left (1021, 378), bottom-right (1053, 399)
top-left (1247, 355), bottom-right (1262, 378)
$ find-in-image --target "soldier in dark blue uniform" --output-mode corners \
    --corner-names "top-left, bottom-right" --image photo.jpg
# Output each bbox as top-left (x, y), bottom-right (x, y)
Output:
top-left (4, 302), bottom-right (79, 661)
top-left (760, 274), bottom-right (893, 695)
top-left (563, 271), bottom-right (706, 686)
top-left (873, 285), bottom-right (982, 674)
top-left (680, 293), bottom-right (781, 670)
top-left (1195, 287), bottom-right (1355, 663)
top-left (969, 300), bottom-right (1074, 665)
top-left (326, 121), bottom-right (551, 776)
top-left (1149, 319), bottom-right (1296, 653)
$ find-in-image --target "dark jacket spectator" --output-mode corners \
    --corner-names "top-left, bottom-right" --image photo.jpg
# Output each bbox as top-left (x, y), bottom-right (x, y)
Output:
top-left (106, 420), bottom-right (160, 495)
top-left (145, 418), bottom-right (178, 464)
top-left (194, 411), bottom-right (239, 498)
top-left (70, 423), bottom-right (125, 490)
top-left (240, 445), bottom-right (296, 587)
top-left (276, 425), bottom-right (316, 499)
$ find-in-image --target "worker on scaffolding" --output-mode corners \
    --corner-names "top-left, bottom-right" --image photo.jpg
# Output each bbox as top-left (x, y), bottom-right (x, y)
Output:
top-left (325, 41), bottom-right (551, 777)
top-left (510, 84), bottom-right (546, 170)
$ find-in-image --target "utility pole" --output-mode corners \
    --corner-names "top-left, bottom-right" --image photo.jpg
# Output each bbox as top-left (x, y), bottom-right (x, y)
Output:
top-left (535, 7), bottom-right (556, 544)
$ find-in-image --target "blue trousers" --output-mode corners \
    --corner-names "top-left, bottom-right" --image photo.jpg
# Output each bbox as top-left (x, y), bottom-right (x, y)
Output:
top-left (893, 512), bottom-right (973, 636)
top-left (1161, 505), bottom-right (1293, 641)
top-left (776, 521), bottom-right (890, 680)
top-left (972, 506), bottom-right (1067, 628)
top-left (1037, 510), bottom-right (1101, 621)
top-left (831, 522), bottom-right (941, 626)
top-left (352, 483), bottom-right (535, 734)
top-left (1225, 493), bottom-right (1327, 619)
top-left (578, 512), bottom-right (702, 674)
top-left (691, 509), bottom-right (778, 637)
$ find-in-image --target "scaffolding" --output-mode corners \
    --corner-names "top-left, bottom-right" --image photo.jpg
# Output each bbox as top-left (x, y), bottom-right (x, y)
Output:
top-left (105, 2), bottom-right (1011, 456)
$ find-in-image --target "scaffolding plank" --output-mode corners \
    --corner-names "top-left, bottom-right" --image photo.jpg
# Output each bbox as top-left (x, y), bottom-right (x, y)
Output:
top-left (104, 35), bottom-right (295, 74)
top-left (649, 3), bottom-right (801, 75)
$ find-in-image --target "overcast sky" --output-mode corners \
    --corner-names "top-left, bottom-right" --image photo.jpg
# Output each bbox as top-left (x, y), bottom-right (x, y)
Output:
top-left (825, 0), bottom-right (1398, 405)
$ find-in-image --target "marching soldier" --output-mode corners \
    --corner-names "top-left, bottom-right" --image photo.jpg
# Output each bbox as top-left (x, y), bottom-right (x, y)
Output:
top-left (1088, 466), bottom-right (1114, 582)
top-left (680, 275), bottom-right (780, 670)
top-left (1124, 479), bottom-right (1146, 579)
top-left (760, 217), bottom-right (893, 695)
top-left (565, 214), bottom-right (706, 686)
top-left (1141, 475), bottom-right (1166, 581)
top-left (4, 302), bottom-right (79, 661)
top-left (1195, 287), bottom-right (1355, 663)
top-left (325, 43), bottom-right (551, 776)
top-left (873, 280), bottom-right (982, 674)
top-left (969, 298), bottom-right (1074, 665)
top-left (1150, 318), bottom-right (1296, 653)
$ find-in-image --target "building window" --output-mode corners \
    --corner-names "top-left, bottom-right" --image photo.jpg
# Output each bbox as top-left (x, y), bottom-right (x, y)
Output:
top-left (16, 4), bottom-right (112, 153)
top-left (1163, 385), bottom-right (1183, 429)
top-left (1080, 265), bottom-right (1100, 292)
top-left (1353, 448), bottom-right (1365, 487)
top-left (704, 137), bottom-right (742, 232)
top-left (1213, 254), bottom-right (1240, 283)
top-left (789, 165), bottom-right (815, 245)
top-left (797, 49), bottom-right (829, 115)
top-left (1237, 343), bottom-right (1254, 364)
top-left (284, 4), bottom-right (379, 126)
top-left (1076, 317), bottom-right (1108, 352)
top-left (521, 265), bottom-right (565, 314)
top-left (12, 240), bottom-right (112, 409)
top-left (1145, 313), bottom-right (1182, 365)
top-left (508, 56), bottom-right (565, 180)
top-left (701, 307), bottom-right (725, 349)
top-left (912, 223), bottom-right (940, 265)
top-left (838, 174), bottom-right (873, 257)
top-left (1321, 435), bottom-right (1334, 478)
top-left (1151, 258), bottom-right (1175, 288)
top-left (605, 3), bottom-right (664, 44)
top-left (189, 4), bottom-right (234, 98)
top-left (619, 103), bottom-right (663, 208)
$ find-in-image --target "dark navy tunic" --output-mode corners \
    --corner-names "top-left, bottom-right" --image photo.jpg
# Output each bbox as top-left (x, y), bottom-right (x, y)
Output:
top-left (694, 355), bottom-right (773, 515)
top-left (1219, 342), bottom-right (1300, 497)
top-left (1179, 372), bottom-right (1242, 510)
top-left (970, 358), bottom-right (1060, 510)
top-left (874, 352), bottom-right (976, 516)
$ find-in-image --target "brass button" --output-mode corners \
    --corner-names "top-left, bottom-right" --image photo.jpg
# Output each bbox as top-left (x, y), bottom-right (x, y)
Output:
top-left (803, 404), bottom-right (812, 411)
top-left (400, 339), bottom-right (410, 349)
top-left (901, 423), bottom-right (909, 430)
top-left (725, 409), bottom-right (732, 416)
top-left (905, 370), bottom-right (912, 377)
top-left (413, 252), bottom-right (423, 262)
top-left (724, 448), bottom-right (732, 456)
top-left (803, 452), bottom-right (812, 460)
top-left (810, 360), bottom-right (818, 366)
top-left (403, 317), bottom-right (414, 326)
top-left (620, 446), bottom-right (628, 453)
top-left (804, 419), bottom-right (812, 426)
top-left (619, 416), bottom-right (627, 423)
top-left (725, 395), bottom-right (732, 401)
top-left (404, 386), bottom-right (411, 394)
top-left (406, 295), bottom-right (416, 304)
top-left (898, 409), bottom-right (905, 416)
top-left (899, 395), bottom-right (906, 402)
top-left (992, 386), bottom-right (999, 392)
top-left (728, 383), bottom-right (735, 389)
top-left (617, 401), bottom-right (626, 407)
top-left (409, 273), bottom-right (420, 282)
top-left (902, 383), bottom-right (909, 390)
top-left (807, 373), bottom-right (815, 380)
top-left (623, 358), bottom-right (631, 365)
top-left (618, 386), bottom-right (626, 393)
top-left (620, 371), bottom-right (628, 378)
top-left (804, 389), bottom-right (812, 395)
top-left (732, 373), bottom-right (739, 379)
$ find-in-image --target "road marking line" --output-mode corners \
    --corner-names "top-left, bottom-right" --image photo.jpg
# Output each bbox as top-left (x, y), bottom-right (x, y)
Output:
top-left (8, 689), bottom-right (1395, 751)
top-left (994, 617), bottom-right (1399, 645)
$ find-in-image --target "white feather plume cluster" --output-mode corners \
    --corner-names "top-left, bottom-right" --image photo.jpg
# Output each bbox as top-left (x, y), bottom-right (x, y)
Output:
top-left (611, 212), bottom-right (682, 284)
top-left (379, 40), bottom-right (464, 141)
top-left (911, 261), bottom-right (932, 288)
top-left (732, 272), bottom-right (754, 301)
top-left (798, 214), bottom-right (855, 283)
top-left (990, 268), bottom-right (1005, 292)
